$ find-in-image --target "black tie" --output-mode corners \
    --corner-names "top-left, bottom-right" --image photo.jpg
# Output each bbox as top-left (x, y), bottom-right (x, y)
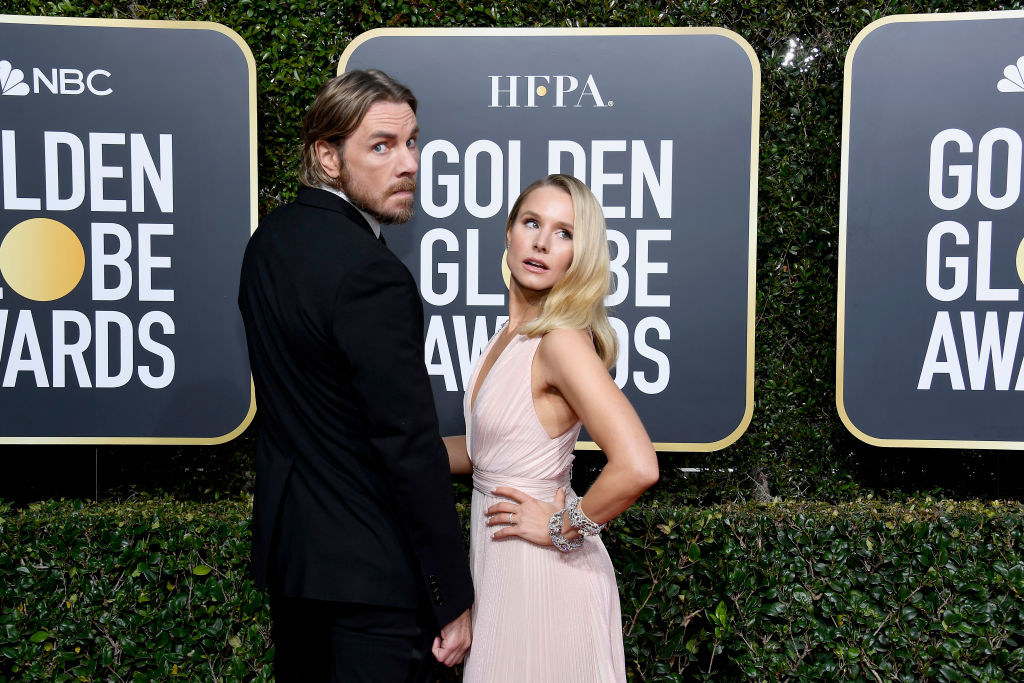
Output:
top-left (378, 232), bottom-right (387, 247)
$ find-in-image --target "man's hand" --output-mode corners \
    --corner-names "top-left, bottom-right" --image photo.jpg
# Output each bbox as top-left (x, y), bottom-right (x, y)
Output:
top-left (432, 608), bottom-right (471, 667)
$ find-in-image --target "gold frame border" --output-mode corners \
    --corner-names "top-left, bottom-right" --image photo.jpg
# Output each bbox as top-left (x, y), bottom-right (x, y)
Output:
top-left (340, 27), bottom-right (759, 452)
top-left (837, 9), bottom-right (1024, 450)
top-left (0, 14), bottom-right (258, 445)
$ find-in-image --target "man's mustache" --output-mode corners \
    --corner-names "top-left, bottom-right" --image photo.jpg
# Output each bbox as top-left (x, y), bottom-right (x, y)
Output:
top-left (389, 179), bottom-right (417, 195)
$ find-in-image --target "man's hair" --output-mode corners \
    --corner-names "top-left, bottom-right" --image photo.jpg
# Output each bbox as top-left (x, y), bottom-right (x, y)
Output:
top-left (509, 174), bottom-right (619, 369)
top-left (299, 69), bottom-right (417, 188)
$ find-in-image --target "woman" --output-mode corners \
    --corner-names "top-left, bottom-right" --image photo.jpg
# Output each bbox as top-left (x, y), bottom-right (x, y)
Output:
top-left (444, 174), bottom-right (659, 681)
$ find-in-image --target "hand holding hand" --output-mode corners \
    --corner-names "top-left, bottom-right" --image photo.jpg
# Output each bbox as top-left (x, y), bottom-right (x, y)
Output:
top-left (432, 608), bottom-right (471, 667)
top-left (487, 486), bottom-right (569, 546)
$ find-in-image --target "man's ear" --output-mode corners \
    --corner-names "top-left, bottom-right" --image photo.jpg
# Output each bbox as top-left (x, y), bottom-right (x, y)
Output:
top-left (315, 140), bottom-right (342, 181)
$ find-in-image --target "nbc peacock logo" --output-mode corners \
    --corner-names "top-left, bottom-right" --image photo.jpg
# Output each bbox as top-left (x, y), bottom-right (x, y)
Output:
top-left (0, 58), bottom-right (112, 96)
top-left (0, 60), bottom-right (29, 96)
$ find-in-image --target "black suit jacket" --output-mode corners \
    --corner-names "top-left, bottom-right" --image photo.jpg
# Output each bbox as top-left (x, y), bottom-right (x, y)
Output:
top-left (238, 186), bottom-right (473, 627)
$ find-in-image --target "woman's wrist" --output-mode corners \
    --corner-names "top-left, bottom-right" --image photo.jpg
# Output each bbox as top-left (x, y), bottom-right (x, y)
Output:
top-left (559, 510), bottom-right (580, 540)
top-left (567, 496), bottom-right (606, 536)
top-left (548, 508), bottom-right (583, 551)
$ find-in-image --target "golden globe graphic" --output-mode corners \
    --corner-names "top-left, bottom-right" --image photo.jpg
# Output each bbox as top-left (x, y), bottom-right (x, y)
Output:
top-left (0, 16), bottom-right (255, 443)
top-left (1015, 238), bottom-right (1024, 287)
top-left (501, 247), bottom-right (511, 289)
top-left (0, 218), bottom-right (85, 301)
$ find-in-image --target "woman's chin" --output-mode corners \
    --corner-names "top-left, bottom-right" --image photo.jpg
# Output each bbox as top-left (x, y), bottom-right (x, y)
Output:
top-left (510, 276), bottom-right (556, 297)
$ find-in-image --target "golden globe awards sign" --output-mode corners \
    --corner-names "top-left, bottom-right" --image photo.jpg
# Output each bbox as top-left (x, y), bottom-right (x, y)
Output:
top-left (0, 16), bottom-right (255, 443)
top-left (340, 29), bottom-right (758, 450)
top-left (840, 11), bottom-right (1024, 447)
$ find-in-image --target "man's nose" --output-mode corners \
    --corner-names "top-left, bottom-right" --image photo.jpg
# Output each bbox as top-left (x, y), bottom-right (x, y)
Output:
top-left (397, 144), bottom-right (418, 176)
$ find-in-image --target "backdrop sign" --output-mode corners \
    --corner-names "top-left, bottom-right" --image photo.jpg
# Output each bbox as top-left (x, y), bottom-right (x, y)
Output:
top-left (0, 16), bottom-right (255, 443)
top-left (840, 11), bottom-right (1024, 447)
top-left (340, 28), bottom-right (758, 450)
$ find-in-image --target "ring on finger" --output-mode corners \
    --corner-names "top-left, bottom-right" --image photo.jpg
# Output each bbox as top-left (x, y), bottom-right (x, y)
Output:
top-left (509, 511), bottom-right (516, 525)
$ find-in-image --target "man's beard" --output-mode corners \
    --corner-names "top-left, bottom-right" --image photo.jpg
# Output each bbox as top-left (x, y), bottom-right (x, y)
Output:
top-left (339, 168), bottom-right (417, 225)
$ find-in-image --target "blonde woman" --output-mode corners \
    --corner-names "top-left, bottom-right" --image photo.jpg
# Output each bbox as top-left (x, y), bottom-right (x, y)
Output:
top-left (444, 174), bottom-right (659, 681)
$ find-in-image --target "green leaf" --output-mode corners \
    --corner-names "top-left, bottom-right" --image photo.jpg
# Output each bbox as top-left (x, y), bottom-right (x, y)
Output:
top-left (192, 565), bottom-right (212, 576)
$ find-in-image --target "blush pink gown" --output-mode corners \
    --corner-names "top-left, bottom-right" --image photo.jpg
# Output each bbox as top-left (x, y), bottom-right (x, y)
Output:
top-left (461, 331), bottom-right (627, 682)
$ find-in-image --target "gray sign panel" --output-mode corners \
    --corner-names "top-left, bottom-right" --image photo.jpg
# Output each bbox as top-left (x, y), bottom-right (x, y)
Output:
top-left (341, 28), bottom-right (758, 450)
top-left (840, 11), bottom-right (1024, 447)
top-left (0, 17), bottom-right (255, 443)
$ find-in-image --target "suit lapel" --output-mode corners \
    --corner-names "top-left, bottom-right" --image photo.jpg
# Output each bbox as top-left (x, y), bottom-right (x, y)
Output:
top-left (296, 186), bottom-right (376, 240)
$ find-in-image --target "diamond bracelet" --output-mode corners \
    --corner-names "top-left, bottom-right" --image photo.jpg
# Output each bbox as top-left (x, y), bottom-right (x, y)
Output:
top-left (567, 496), bottom-right (606, 537)
top-left (548, 508), bottom-right (584, 552)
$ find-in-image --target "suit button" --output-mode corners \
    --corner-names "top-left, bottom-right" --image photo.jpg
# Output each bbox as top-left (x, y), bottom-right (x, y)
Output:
top-left (428, 575), bottom-right (444, 603)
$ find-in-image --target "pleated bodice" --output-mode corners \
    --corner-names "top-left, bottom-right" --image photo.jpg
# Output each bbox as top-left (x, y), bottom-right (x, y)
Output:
top-left (465, 332), bottom-right (580, 500)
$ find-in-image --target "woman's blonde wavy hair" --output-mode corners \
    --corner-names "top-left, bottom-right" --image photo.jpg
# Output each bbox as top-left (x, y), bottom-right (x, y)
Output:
top-left (509, 174), bottom-right (618, 369)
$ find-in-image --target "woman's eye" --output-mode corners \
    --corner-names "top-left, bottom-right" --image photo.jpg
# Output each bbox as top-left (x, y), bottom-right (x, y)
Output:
top-left (525, 219), bottom-right (539, 229)
top-left (558, 230), bottom-right (573, 240)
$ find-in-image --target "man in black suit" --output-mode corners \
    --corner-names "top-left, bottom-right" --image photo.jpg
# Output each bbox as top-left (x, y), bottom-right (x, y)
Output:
top-left (238, 70), bottom-right (473, 682)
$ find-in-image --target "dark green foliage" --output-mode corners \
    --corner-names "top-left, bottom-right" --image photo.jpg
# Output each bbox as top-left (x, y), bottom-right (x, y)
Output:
top-left (613, 498), bottom-right (1024, 680)
top-left (0, 498), bottom-right (270, 681)
top-left (5, 0), bottom-right (1024, 503)
top-left (3, 1), bottom-right (1024, 678)
top-left (2, 497), bottom-right (1022, 680)
top-left (4, 0), bottom-right (1023, 503)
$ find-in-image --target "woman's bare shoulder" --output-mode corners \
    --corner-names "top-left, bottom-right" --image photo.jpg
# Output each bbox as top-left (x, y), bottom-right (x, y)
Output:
top-left (536, 328), bottom-right (605, 384)
top-left (538, 327), bottom-right (596, 356)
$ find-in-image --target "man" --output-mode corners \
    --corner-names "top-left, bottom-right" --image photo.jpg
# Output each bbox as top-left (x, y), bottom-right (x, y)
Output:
top-left (238, 70), bottom-right (473, 681)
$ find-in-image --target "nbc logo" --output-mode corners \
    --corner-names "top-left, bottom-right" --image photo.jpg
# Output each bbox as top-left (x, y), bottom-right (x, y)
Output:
top-left (0, 60), bottom-right (29, 96)
top-left (0, 58), bottom-right (111, 96)
top-left (998, 56), bottom-right (1024, 92)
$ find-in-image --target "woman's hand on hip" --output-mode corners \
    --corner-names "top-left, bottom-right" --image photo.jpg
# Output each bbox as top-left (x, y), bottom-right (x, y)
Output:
top-left (486, 486), bottom-right (568, 546)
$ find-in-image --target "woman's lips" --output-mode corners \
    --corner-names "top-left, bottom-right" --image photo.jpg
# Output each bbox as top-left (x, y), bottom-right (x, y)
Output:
top-left (522, 259), bottom-right (548, 273)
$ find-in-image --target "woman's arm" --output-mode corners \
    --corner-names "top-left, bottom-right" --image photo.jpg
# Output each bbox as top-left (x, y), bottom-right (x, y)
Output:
top-left (443, 435), bottom-right (473, 475)
top-left (537, 328), bottom-right (658, 523)
top-left (488, 328), bottom-right (658, 545)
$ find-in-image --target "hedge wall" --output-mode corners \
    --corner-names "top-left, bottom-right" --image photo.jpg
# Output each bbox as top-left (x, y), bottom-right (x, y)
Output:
top-left (3, 2), bottom-right (1024, 678)
top-left (2, 497), bottom-right (1022, 680)
top-left (4, 0), bottom-right (1022, 504)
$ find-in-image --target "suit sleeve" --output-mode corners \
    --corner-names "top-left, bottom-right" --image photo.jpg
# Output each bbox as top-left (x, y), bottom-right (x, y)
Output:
top-left (333, 253), bottom-right (473, 627)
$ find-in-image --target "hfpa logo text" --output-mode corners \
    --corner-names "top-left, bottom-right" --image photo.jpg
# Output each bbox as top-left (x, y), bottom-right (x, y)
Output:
top-left (489, 75), bottom-right (611, 108)
top-left (0, 59), bottom-right (112, 97)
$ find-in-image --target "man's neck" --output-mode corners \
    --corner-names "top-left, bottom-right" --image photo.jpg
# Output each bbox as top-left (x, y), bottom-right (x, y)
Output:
top-left (319, 185), bottom-right (381, 238)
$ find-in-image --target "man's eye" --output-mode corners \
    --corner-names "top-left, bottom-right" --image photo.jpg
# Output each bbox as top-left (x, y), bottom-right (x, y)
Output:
top-left (373, 143), bottom-right (388, 153)
top-left (406, 138), bottom-right (417, 149)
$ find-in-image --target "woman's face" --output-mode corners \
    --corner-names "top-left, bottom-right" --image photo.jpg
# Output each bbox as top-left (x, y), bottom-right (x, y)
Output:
top-left (506, 185), bottom-right (575, 294)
